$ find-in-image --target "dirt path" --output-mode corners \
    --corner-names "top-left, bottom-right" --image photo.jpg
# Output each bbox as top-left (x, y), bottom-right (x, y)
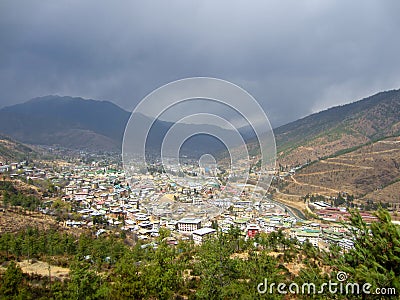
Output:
top-left (320, 159), bottom-right (373, 169)
top-left (288, 175), bottom-right (339, 193)
top-left (339, 148), bottom-right (400, 159)
top-left (295, 169), bottom-right (346, 177)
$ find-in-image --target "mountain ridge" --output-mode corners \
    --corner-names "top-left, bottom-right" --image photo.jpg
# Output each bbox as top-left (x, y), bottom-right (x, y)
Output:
top-left (0, 89), bottom-right (399, 161)
top-left (274, 88), bottom-right (400, 165)
top-left (0, 134), bottom-right (36, 163)
top-left (0, 96), bottom-right (130, 152)
top-left (0, 96), bottom-right (249, 156)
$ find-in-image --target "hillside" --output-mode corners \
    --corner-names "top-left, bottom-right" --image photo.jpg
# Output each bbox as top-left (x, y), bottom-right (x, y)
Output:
top-left (1, 89), bottom-right (399, 160)
top-left (282, 136), bottom-right (400, 203)
top-left (275, 89), bottom-right (400, 165)
top-left (0, 96), bottom-right (130, 152)
top-left (0, 135), bottom-right (35, 164)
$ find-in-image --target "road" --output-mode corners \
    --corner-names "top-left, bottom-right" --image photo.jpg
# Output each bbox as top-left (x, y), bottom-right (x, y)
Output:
top-left (257, 181), bottom-right (307, 221)
top-left (267, 197), bottom-right (306, 221)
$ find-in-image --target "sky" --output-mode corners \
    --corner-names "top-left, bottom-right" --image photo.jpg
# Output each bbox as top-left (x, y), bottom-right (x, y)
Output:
top-left (1, 0), bottom-right (400, 127)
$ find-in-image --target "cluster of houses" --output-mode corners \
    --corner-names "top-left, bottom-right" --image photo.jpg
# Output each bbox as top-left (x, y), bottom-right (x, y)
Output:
top-left (1, 157), bottom-right (362, 251)
top-left (309, 201), bottom-right (378, 223)
top-left (0, 160), bottom-right (50, 182)
top-left (36, 161), bottom-right (299, 244)
top-left (289, 221), bottom-right (355, 250)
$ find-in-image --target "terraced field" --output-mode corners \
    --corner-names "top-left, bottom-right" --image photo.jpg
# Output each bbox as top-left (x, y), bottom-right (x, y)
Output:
top-left (283, 137), bottom-right (400, 203)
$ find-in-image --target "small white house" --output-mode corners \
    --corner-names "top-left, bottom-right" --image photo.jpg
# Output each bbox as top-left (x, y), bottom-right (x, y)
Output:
top-left (192, 227), bottom-right (216, 244)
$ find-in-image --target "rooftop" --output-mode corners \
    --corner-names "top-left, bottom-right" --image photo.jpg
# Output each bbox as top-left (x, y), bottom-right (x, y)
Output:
top-left (178, 218), bottom-right (202, 224)
top-left (192, 227), bottom-right (216, 236)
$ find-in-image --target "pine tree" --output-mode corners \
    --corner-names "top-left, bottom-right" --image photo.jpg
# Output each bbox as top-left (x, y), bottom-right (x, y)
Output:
top-left (0, 261), bottom-right (24, 297)
top-left (339, 209), bottom-right (400, 296)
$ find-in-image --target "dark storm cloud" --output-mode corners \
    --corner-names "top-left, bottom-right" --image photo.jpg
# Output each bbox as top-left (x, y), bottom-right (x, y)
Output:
top-left (1, 0), bottom-right (400, 127)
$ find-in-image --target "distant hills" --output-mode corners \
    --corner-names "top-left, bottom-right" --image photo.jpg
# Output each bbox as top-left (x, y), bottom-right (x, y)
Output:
top-left (0, 89), bottom-right (399, 162)
top-left (0, 96), bottom-right (248, 156)
top-left (0, 96), bottom-right (130, 152)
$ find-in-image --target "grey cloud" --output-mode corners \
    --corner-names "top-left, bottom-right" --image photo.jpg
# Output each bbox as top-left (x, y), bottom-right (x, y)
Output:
top-left (1, 0), bottom-right (400, 127)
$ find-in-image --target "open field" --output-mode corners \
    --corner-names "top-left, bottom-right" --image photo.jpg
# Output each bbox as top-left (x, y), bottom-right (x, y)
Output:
top-left (18, 260), bottom-right (70, 280)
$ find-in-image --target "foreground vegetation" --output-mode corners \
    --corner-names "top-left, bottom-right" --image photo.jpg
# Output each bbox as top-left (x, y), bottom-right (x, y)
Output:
top-left (0, 209), bottom-right (399, 299)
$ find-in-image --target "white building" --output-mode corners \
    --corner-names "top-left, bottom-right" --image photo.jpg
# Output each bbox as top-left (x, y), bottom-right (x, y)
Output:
top-left (290, 229), bottom-right (320, 247)
top-left (192, 227), bottom-right (216, 244)
top-left (178, 218), bottom-right (202, 233)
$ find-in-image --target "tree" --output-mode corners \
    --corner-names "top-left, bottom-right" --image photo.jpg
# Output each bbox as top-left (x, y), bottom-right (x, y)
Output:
top-left (195, 234), bottom-right (237, 299)
top-left (67, 261), bottom-right (110, 299)
top-left (334, 193), bottom-right (346, 207)
top-left (339, 209), bottom-right (400, 295)
top-left (227, 225), bottom-right (242, 251)
top-left (0, 261), bottom-right (24, 297)
top-left (112, 257), bottom-right (145, 299)
top-left (158, 227), bottom-right (171, 241)
top-left (211, 220), bottom-right (218, 230)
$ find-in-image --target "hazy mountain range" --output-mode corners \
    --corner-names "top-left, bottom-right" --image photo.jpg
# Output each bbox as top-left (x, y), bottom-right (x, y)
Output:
top-left (0, 96), bottom-right (254, 156)
top-left (0, 96), bottom-right (129, 152)
top-left (0, 89), bottom-right (399, 163)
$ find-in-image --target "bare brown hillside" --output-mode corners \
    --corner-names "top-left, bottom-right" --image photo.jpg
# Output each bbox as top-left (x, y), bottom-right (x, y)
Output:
top-left (274, 89), bottom-right (400, 166)
top-left (0, 135), bottom-right (35, 164)
top-left (282, 137), bottom-right (400, 203)
top-left (0, 209), bottom-right (58, 234)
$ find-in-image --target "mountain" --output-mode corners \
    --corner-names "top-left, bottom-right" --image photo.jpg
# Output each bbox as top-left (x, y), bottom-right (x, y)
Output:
top-left (0, 96), bottom-right (131, 152)
top-left (2, 89), bottom-right (399, 159)
top-left (275, 89), bottom-right (400, 165)
top-left (122, 112), bottom-right (256, 160)
top-left (0, 96), bottom-right (250, 156)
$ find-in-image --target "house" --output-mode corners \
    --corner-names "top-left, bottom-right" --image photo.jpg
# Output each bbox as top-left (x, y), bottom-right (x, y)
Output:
top-left (74, 192), bottom-right (88, 202)
top-left (0, 165), bottom-right (9, 173)
top-left (246, 224), bottom-right (260, 238)
top-left (192, 227), bottom-right (216, 244)
top-left (339, 238), bottom-right (354, 251)
top-left (290, 229), bottom-right (320, 247)
top-left (178, 218), bottom-right (202, 233)
top-left (65, 187), bottom-right (75, 195)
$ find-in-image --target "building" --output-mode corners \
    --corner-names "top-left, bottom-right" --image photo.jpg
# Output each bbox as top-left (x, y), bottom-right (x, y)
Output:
top-left (0, 165), bottom-right (9, 173)
top-left (192, 227), bottom-right (216, 244)
top-left (74, 192), bottom-right (88, 202)
top-left (178, 218), bottom-right (202, 233)
top-left (290, 229), bottom-right (320, 247)
top-left (339, 238), bottom-right (354, 251)
top-left (246, 224), bottom-right (260, 238)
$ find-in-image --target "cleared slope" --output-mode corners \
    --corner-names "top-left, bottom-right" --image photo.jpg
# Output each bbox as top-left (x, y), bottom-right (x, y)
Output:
top-left (283, 136), bottom-right (400, 202)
